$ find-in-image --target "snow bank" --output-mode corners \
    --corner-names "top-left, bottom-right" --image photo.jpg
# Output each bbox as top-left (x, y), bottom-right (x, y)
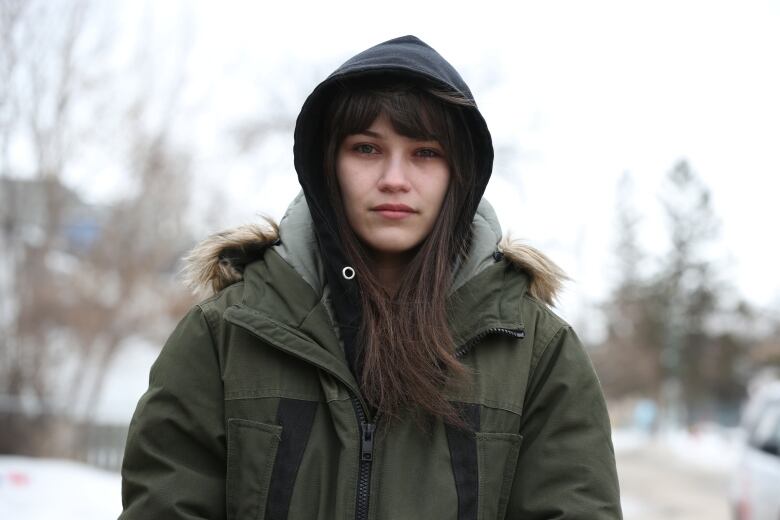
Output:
top-left (661, 425), bottom-right (740, 473)
top-left (613, 425), bottom-right (739, 474)
top-left (0, 456), bottom-right (121, 520)
top-left (612, 428), bottom-right (653, 452)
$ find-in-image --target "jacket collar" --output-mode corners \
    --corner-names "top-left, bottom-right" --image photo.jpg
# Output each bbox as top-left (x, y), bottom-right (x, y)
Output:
top-left (272, 192), bottom-right (506, 298)
top-left (182, 194), bottom-right (567, 309)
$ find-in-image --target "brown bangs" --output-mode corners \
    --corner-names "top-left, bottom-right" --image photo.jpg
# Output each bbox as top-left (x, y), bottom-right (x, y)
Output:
top-left (328, 81), bottom-right (462, 161)
top-left (338, 86), bottom-right (444, 141)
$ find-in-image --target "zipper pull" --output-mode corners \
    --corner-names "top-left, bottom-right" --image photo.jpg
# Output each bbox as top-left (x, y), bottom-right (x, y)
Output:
top-left (361, 422), bottom-right (376, 462)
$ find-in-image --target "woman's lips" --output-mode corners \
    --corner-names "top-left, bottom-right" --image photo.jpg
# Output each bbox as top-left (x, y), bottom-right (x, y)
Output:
top-left (372, 203), bottom-right (416, 220)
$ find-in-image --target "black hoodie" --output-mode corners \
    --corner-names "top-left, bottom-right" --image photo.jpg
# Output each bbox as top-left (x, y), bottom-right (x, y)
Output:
top-left (292, 35), bottom-right (494, 375)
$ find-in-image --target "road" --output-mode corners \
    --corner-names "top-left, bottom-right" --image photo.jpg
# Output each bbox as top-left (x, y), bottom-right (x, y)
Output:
top-left (616, 439), bottom-right (732, 520)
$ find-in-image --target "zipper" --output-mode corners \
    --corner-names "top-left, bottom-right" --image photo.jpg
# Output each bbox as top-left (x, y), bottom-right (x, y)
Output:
top-left (353, 395), bottom-right (379, 520)
top-left (454, 326), bottom-right (525, 359)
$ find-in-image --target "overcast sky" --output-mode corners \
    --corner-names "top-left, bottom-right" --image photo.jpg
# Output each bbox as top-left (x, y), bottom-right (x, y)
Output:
top-left (90, 0), bottom-right (780, 336)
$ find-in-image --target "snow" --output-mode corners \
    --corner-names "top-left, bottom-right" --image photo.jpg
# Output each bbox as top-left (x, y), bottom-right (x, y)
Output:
top-left (614, 426), bottom-right (740, 518)
top-left (662, 426), bottom-right (740, 473)
top-left (612, 428), bottom-right (653, 452)
top-left (613, 426), bottom-right (740, 473)
top-left (0, 457), bottom-right (121, 520)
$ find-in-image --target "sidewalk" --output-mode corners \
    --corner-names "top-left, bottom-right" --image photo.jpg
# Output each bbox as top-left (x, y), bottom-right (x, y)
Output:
top-left (616, 435), bottom-right (731, 519)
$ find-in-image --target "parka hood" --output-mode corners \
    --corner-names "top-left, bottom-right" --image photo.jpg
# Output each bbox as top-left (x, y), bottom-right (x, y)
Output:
top-left (292, 35), bottom-right (496, 371)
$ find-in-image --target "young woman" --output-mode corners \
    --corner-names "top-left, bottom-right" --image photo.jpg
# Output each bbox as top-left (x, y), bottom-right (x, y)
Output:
top-left (120, 35), bottom-right (622, 520)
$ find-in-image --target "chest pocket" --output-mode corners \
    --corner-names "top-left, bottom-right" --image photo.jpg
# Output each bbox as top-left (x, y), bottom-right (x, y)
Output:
top-left (226, 398), bottom-right (319, 520)
top-left (476, 431), bottom-right (523, 519)
top-left (226, 418), bottom-right (282, 520)
top-left (445, 403), bottom-right (523, 520)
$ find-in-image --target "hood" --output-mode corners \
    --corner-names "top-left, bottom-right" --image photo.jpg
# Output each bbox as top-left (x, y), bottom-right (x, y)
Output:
top-left (182, 196), bottom-right (566, 307)
top-left (292, 35), bottom-right (495, 372)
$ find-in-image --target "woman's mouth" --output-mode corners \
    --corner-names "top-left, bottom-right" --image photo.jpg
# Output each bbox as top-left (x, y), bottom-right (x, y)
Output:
top-left (371, 203), bottom-right (416, 220)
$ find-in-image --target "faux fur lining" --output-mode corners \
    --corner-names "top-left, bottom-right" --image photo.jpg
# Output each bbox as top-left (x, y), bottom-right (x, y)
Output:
top-left (183, 222), bottom-right (567, 306)
top-left (498, 237), bottom-right (568, 306)
top-left (182, 221), bottom-right (279, 295)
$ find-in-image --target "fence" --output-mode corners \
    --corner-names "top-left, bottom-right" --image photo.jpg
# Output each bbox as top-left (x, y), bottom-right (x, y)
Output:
top-left (1, 412), bottom-right (129, 472)
top-left (74, 421), bottom-right (129, 472)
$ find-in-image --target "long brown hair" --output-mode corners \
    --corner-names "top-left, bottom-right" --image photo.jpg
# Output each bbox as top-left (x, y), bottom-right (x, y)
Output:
top-left (322, 78), bottom-right (479, 425)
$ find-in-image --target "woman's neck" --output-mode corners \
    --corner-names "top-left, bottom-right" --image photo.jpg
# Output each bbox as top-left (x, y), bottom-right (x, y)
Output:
top-left (368, 250), bottom-right (414, 297)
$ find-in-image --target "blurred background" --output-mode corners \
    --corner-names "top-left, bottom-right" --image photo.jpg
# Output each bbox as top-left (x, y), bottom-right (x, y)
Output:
top-left (1, 0), bottom-right (779, 518)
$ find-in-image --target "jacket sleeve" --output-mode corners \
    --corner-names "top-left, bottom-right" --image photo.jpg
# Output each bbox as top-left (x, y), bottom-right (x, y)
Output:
top-left (508, 325), bottom-right (622, 519)
top-left (120, 305), bottom-right (226, 520)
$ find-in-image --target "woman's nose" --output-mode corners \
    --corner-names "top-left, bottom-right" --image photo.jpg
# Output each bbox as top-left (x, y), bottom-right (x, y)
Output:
top-left (377, 155), bottom-right (412, 192)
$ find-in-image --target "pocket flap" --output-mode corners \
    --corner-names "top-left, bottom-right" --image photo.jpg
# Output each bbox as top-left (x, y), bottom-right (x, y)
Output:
top-left (476, 432), bottom-right (523, 520)
top-left (226, 418), bottom-right (283, 520)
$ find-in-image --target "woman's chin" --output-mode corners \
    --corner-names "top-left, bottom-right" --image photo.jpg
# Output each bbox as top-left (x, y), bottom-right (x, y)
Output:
top-left (362, 237), bottom-right (423, 263)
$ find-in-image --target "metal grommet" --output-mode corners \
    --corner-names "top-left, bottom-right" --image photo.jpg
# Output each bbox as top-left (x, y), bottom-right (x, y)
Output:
top-left (342, 266), bottom-right (355, 280)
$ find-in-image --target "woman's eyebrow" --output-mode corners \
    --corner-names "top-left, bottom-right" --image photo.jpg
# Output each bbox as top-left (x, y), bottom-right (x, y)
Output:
top-left (354, 129), bottom-right (383, 138)
top-left (350, 129), bottom-right (438, 144)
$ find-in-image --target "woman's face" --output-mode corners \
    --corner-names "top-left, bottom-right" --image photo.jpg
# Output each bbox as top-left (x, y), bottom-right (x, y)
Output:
top-left (336, 113), bottom-right (450, 263)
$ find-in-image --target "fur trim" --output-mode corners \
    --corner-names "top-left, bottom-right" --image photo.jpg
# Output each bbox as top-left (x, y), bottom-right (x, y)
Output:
top-left (182, 221), bottom-right (279, 295)
top-left (499, 237), bottom-right (568, 306)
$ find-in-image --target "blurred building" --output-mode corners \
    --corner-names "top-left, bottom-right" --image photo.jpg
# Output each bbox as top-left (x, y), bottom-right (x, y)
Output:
top-left (0, 177), bottom-right (106, 253)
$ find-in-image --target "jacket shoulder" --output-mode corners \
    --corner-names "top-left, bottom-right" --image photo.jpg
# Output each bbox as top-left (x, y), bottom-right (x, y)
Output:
top-left (196, 279), bottom-right (245, 325)
top-left (518, 285), bottom-right (575, 376)
top-left (496, 237), bottom-right (572, 360)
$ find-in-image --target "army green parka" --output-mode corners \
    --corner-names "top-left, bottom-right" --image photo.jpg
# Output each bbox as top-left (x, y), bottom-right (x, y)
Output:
top-left (120, 35), bottom-right (622, 520)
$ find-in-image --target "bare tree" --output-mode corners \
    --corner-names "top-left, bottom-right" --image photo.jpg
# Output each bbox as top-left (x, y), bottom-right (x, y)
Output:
top-left (594, 172), bottom-right (664, 399)
top-left (596, 161), bottom-right (752, 426)
top-left (654, 160), bottom-right (722, 425)
top-left (0, 0), bottom-right (195, 456)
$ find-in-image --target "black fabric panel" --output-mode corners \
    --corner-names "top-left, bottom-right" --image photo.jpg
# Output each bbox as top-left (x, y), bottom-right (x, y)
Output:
top-left (266, 398), bottom-right (318, 520)
top-left (444, 403), bottom-right (481, 520)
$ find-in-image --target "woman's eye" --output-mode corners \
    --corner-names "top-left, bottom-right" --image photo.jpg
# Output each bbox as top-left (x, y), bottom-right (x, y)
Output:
top-left (416, 148), bottom-right (441, 158)
top-left (354, 144), bottom-right (376, 154)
